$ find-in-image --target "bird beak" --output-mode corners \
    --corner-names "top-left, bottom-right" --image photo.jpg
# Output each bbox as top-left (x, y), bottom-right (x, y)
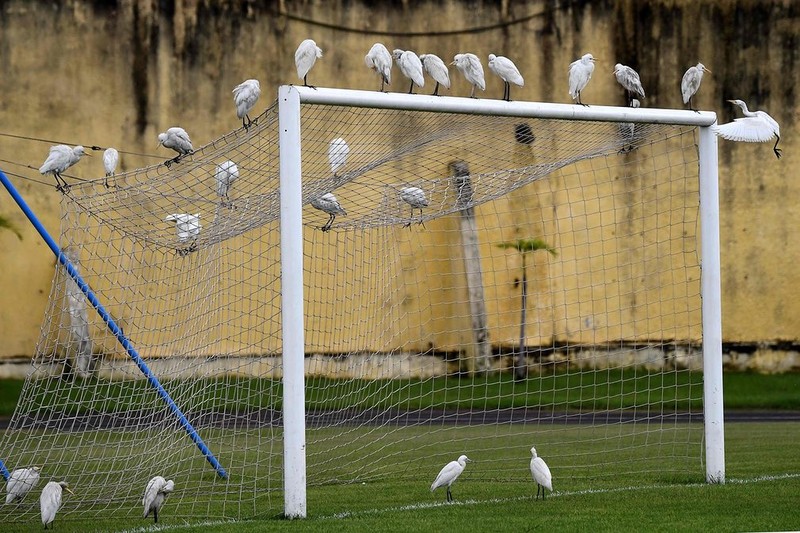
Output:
top-left (65, 487), bottom-right (75, 495)
top-left (726, 99), bottom-right (735, 103)
top-left (705, 68), bottom-right (712, 75)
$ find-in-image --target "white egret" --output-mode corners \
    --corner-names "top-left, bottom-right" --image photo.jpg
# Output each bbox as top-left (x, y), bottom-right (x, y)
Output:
top-left (40, 481), bottom-right (72, 530)
top-left (310, 192), bottom-right (346, 232)
top-left (530, 447), bottom-right (553, 500)
top-left (214, 160), bottom-right (239, 206)
top-left (233, 79), bottom-right (261, 128)
top-left (488, 54), bottom-right (524, 102)
top-left (165, 213), bottom-right (202, 255)
top-left (452, 53), bottom-right (485, 98)
top-left (613, 63), bottom-right (645, 106)
top-left (681, 63), bottom-right (710, 112)
top-left (295, 39), bottom-right (322, 88)
top-left (365, 43), bottom-right (392, 92)
top-left (419, 54), bottom-right (450, 96)
top-left (399, 186), bottom-right (429, 227)
top-left (157, 127), bottom-right (193, 168)
top-left (102, 147), bottom-right (119, 188)
top-left (714, 99), bottom-right (782, 159)
top-left (430, 454), bottom-right (470, 502)
top-left (568, 53), bottom-right (596, 106)
top-left (328, 138), bottom-right (350, 177)
top-left (143, 476), bottom-right (175, 523)
top-left (39, 144), bottom-right (87, 192)
top-left (5, 466), bottom-right (40, 504)
top-left (392, 49), bottom-right (425, 94)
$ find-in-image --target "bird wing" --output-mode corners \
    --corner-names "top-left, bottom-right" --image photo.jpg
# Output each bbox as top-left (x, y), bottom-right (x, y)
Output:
top-left (431, 460), bottom-right (460, 490)
top-left (617, 67), bottom-right (645, 97)
top-left (680, 68), bottom-right (701, 104)
top-left (39, 145), bottom-right (71, 173)
top-left (143, 476), bottom-right (166, 516)
top-left (233, 81), bottom-right (261, 117)
top-left (463, 56), bottom-right (486, 90)
top-left (756, 111), bottom-right (780, 137)
top-left (40, 483), bottom-right (62, 524)
top-left (531, 458), bottom-right (553, 490)
top-left (568, 62), bottom-right (591, 98)
top-left (713, 117), bottom-right (777, 143)
top-left (423, 56), bottom-right (450, 88)
top-left (399, 53), bottom-right (425, 87)
top-left (103, 149), bottom-right (119, 175)
top-left (495, 57), bottom-right (524, 86)
top-left (295, 40), bottom-right (320, 78)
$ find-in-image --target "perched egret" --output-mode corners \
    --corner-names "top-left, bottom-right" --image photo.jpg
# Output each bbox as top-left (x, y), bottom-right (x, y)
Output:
top-left (165, 213), bottom-right (202, 255)
top-left (233, 79), bottom-right (261, 128)
top-left (613, 63), bottom-right (646, 106)
top-left (618, 98), bottom-right (640, 153)
top-left (365, 43), bottom-right (392, 92)
top-left (714, 99), bottom-right (782, 159)
top-left (681, 63), bottom-right (710, 112)
top-left (568, 53), bottom-right (596, 106)
top-left (310, 192), bottom-right (346, 232)
top-left (295, 39), bottom-right (322, 88)
top-left (5, 466), bottom-right (40, 504)
top-left (419, 54), bottom-right (450, 96)
top-left (452, 53), bottom-right (485, 98)
top-left (399, 186), bottom-right (429, 227)
top-left (431, 454), bottom-right (470, 502)
top-left (40, 481), bottom-right (72, 530)
top-left (214, 160), bottom-right (239, 206)
top-left (488, 54), bottom-right (524, 102)
top-left (39, 144), bottom-right (87, 192)
top-left (328, 138), bottom-right (350, 177)
top-left (530, 447), bottom-right (553, 500)
top-left (143, 476), bottom-right (175, 523)
top-left (157, 127), bottom-right (193, 168)
top-left (392, 49), bottom-right (425, 94)
top-left (102, 147), bottom-right (119, 188)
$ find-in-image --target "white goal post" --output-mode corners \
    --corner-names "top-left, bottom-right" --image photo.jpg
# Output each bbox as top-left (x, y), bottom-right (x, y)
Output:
top-left (278, 85), bottom-right (723, 518)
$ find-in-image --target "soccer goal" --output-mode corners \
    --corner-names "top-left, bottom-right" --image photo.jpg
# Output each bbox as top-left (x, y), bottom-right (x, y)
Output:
top-left (0, 85), bottom-right (721, 524)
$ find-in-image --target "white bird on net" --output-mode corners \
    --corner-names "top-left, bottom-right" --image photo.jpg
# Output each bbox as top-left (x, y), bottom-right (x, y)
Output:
top-left (40, 481), bottom-right (72, 530)
top-left (714, 99), bottom-right (782, 159)
top-left (613, 63), bottom-right (646, 107)
top-left (157, 127), bottom-right (193, 168)
top-left (430, 454), bottom-right (470, 503)
top-left (311, 192), bottom-right (346, 232)
top-left (681, 63), bottom-right (710, 112)
top-left (568, 53), bottom-right (596, 106)
top-left (61, 246), bottom-right (95, 379)
top-left (419, 54), bottom-right (450, 96)
top-left (328, 138), bottom-right (350, 177)
top-left (295, 39), bottom-right (322, 88)
top-left (102, 147), bottom-right (119, 188)
top-left (39, 144), bottom-right (88, 192)
top-left (233, 79), bottom-right (261, 129)
top-left (365, 43), bottom-right (392, 92)
top-left (214, 160), bottom-right (239, 206)
top-left (143, 475), bottom-right (175, 524)
top-left (399, 186), bottom-right (429, 227)
top-left (392, 49), bottom-right (425, 94)
top-left (165, 213), bottom-right (202, 255)
top-left (452, 53), bottom-right (485, 98)
top-left (5, 466), bottom-right (40, 504)
top-left (530, 446), bottom-right (553, 501)
top-left (488, 54), bottom-right (524, 102)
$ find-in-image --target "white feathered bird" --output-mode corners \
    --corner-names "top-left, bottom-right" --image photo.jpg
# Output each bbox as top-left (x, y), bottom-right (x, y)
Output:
top-left (365, 43), bottom-right (392, 92)
top-left (613, 63), bottom-right (646, 106)
top-left (5, 467), bottom-right (40, 504)
top-left (488, 54), bottom-right (524, 101)
top-left (681, 63), bottom-right (710, 111)
top-left (328, 138), bottom-right (350, 177)
top-left (39, 144), bottom-right (87, 191)
top-left (157, 127), bottom-right (193, 167)
top-left (166, 213), bottom-right (202, 255)
top-left (400, 186), bottom-right (429, 226)
top-left (419, 54), bottom-right (450, 96)
top-left (143, 476), bottom-right (175, 523)
top-left (295, 39), bottom-right (322, 87)
top-left (311, 192), bottom-right (346, 232)
top-left (714, 99), bottom-right (781, 159)
top-left (530, 447), bottom-right (553, 500)
top-left (568, 53), bottom-right (596, 105)
top-left (102, 147), bottom-right (119, 187)
top-left (40, 481), bottom-right (72, 530)
top-left (233, 79), bottom-right (261, 128)
top-left (452, 54), bottom-right (485, 98)
top-left (214, 160), bottom-right (239, 204)
top-left (430, 454), bottom-right (470, 502)
top-left (392, 49), bottom-right (425, 94)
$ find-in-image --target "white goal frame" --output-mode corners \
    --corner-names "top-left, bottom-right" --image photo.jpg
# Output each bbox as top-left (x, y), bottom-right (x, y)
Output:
top-left (277, 85), bottom-right (723, 518)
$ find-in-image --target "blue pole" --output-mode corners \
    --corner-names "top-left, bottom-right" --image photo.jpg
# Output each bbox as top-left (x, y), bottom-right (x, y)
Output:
top-left (0, 458), bottom-right (10, 480)
top-left (0, 169), bottom-right (228, 479)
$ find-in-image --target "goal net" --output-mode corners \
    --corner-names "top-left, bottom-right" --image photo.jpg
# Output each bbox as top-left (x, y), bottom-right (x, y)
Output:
top-left (0, 87), bottom-right (720, 523)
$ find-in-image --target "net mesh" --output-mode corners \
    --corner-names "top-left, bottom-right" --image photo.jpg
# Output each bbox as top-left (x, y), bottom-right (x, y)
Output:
top-left (0, 95), bottom-right (704, 522)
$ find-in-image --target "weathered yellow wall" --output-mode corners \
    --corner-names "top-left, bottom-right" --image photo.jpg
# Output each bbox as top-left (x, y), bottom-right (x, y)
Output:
top-left (0, 0), bottom-right (798, 359)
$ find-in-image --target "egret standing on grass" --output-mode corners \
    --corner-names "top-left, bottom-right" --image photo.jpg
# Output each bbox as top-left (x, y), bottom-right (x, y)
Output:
top-left (157, 127), bottom-right (193, 168)
top-left (452, 53), bottom-right (485, 98)
top-left (488, 54), bottom-right (524, 101)
top-left (392, 49), bottom-right (425, 94)
top-left (295, 39), bottom-right (322, 88)
top-left (568, 53), bottom-right (596, 106)
top-left (419, 54), bottom-right (450, 96)
top-left (311, 192), bottom-right (346, 232)
top-left (530, 447), bottom-right (553, 500)
top-left (431, 454), bottom-right (470, 502)
top-left (166, 213), bottom-right (202, 255)
top-left (5, 466), bottom-right (40, 504)
top-left (102, 147), bottom-right (119, 188)
top-left (40, 481), bottom-right (72, 529)
top-left (39, 144), bottom-right (88, 192)
top-left (613, 63), bottom-right (646, 107)
top-left (233, 79), bottom-right (261, 129)
top-left (214, 160), bottom-right (239, 206)
top-left (143, 476), bottom-right (175, 523)
top-left (365, 43), bottom-right (392, 92)
top-left (399, 186), bottom-right (429, 227)
top-left (681, 63), bottom-right (710, 112)
top-left (713, 99), bottom-right (782, 159)
top-left (328, 138), bottom-right (350, 177)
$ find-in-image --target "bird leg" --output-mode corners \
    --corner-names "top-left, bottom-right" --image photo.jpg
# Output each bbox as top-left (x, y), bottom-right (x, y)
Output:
top-left (154, 508), bottom-right (158, 523)
top-left (773, 136), bottom-right (782, 159)
top-left (321, 214), bottom-right (334, 232)
top-left (303, 75), bottom-right (317, 90)
top-left (446, 487), bottom-right (453, 502)
top-left (408, 80), bottom-right (414, 94)
top-left (503, 82), bottom-right (510, 102)
top-left (577, 92), bottom-right (589, 107)
top-left (470, 85), bottom-right (477, 99)
top-left (432, 82), bottom-right (440, 96)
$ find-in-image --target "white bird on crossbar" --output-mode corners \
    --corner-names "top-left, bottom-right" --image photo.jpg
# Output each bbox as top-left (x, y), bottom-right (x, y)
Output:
top-left (143, 476), bottom-right (175, 523)
top-left (568, 53), bottom-right (596, 106)
top-left (393, 49), bottom-right (425, 94)
top-left (431, 454), bottom-right (470, 502)
top-left (713, 99), bottom-right (782, 159)
top-left (365, 43), bottom-right (392, 92)
top-left (681, 63), bottom-right (710, 112)
top-left (614, 63), bottom-right (645, 107)
top-left (452, 53), bottom-right (485, 98)
top-left (295, 39), bottom-right (322, 88)
top-left (488, 54), bottom-right (524, 101)
top-left (419, 54), bottom-right (450, 96)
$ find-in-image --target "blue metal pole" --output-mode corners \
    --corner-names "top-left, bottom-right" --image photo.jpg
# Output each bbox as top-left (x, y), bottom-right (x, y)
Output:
top-left (0, 169), bottom-right (228, 479)
top-left (0, 458), bottom-right (10, 480)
